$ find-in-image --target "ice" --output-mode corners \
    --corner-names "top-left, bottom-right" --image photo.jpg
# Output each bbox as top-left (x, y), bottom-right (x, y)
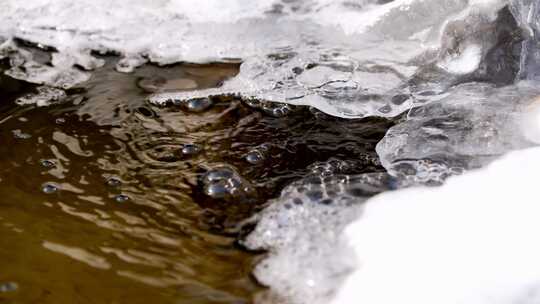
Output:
top-left (0, 0), bottom-right (519, 118)
top-left (376, 82), bottom-right (540, 184)
top-left (0, 40), bottom-right (92, 89)
top-left (150, 0), bottom-right (514, 118)
top-left (16, 86), bottom-right (67, 107)
top-left (510, 0), bottom-right (540, 80)
top-left (333, 146), bottom-right (540, 304)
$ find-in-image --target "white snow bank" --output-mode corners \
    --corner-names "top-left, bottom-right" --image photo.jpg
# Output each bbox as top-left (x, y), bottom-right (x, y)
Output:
top-left (334, 145), bottom-right (540, 304)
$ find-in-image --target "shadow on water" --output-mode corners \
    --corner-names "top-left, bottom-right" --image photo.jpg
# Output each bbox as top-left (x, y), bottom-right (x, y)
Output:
top-left (0, 57), bottom-right (391, 304)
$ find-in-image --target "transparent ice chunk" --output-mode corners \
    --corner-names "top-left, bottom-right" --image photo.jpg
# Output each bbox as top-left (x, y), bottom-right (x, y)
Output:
top-left (376, 81), bottom-right (540, 184)
top-left (510, 0), bottom-right (540, 80)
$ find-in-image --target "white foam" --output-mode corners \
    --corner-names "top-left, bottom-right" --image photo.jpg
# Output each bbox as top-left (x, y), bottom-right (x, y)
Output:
top-left (244, 172), bottom-right (401, 304)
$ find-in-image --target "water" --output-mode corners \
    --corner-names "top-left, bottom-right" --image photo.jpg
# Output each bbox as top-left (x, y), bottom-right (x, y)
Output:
top-left (0, 57), bottom-right (390, 304)
top-left (3, 2), bottom-right (539, 303)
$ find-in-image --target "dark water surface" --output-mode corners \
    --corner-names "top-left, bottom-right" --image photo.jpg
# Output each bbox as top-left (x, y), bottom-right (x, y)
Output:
top-left (0, 58), bottom-right (390, 304)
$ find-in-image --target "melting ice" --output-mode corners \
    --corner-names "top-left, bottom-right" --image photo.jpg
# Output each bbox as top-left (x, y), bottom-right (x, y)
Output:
top-left (2, 0), bottom-right (540, 304)
top-left (0, 0), bottom-right (521, 117)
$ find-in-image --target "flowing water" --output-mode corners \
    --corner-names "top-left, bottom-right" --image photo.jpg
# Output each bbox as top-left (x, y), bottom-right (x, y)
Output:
top-left (0, 56), bottom-right (391, 304)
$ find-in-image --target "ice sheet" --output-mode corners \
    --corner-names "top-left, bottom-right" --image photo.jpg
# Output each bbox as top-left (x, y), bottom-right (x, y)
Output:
top-left (376, 82), bottom-right (540, 184)
top-left (0, 0), bottom-right (516, 117)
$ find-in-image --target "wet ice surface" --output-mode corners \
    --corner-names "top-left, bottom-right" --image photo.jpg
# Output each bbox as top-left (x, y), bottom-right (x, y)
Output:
top-left (3, 1), bottom-right (540, 304)
top-left (0, 0), bottom-right (522, 117)
top-left (377, 82), bottom-right (540, 184)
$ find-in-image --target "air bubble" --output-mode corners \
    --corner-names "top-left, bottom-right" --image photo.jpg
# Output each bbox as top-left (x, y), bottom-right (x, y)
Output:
top-left (272, 108), bottom-right (285, 117)
top-left (106, 177), bottom-right (122, 187)
top-left (183, 98), bottom-right (213, 113)
top-left (40, 159), bottom-right (56, 168)
top-left (377, 104), bottom-right (392, 114)
top-left (305, 190), bottom-right (323, 202)
top-left (42, 183), bottom-right (58, 194)
top-left (181, 144), bottom-right (201, 156)
top-left (201, 166), bottom-right (255, 201)
top-left (203, 182), bottom-right (230, 199)
top-left (114, 194), bottom-right (129, 203)
top-left (245, 150), bottom-right (264, 164)
top-left (203, 167), bottom-right (235, 184)
top-left (0, 282), bottom-right (18, 293)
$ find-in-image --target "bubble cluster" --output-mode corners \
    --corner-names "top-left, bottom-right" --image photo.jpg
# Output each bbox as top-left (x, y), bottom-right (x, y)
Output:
top-left (244, 99), bottom-right (297, 117)
top-left (201, 166), bottom-right (256, 202)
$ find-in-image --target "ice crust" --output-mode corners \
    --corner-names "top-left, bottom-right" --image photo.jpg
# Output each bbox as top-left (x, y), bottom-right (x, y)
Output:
top-left (0, 0), bottom-right (520, 118)
top-left (376, 82), bottom-right (540, 184)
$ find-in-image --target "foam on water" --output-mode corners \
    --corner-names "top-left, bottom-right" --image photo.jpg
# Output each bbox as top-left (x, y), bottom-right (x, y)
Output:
top-left (243, 172), bottom-right (405, 303)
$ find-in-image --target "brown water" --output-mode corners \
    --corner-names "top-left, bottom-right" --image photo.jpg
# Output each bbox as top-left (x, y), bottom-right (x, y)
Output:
top-left (0, 56), bottom-right (391, 304)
